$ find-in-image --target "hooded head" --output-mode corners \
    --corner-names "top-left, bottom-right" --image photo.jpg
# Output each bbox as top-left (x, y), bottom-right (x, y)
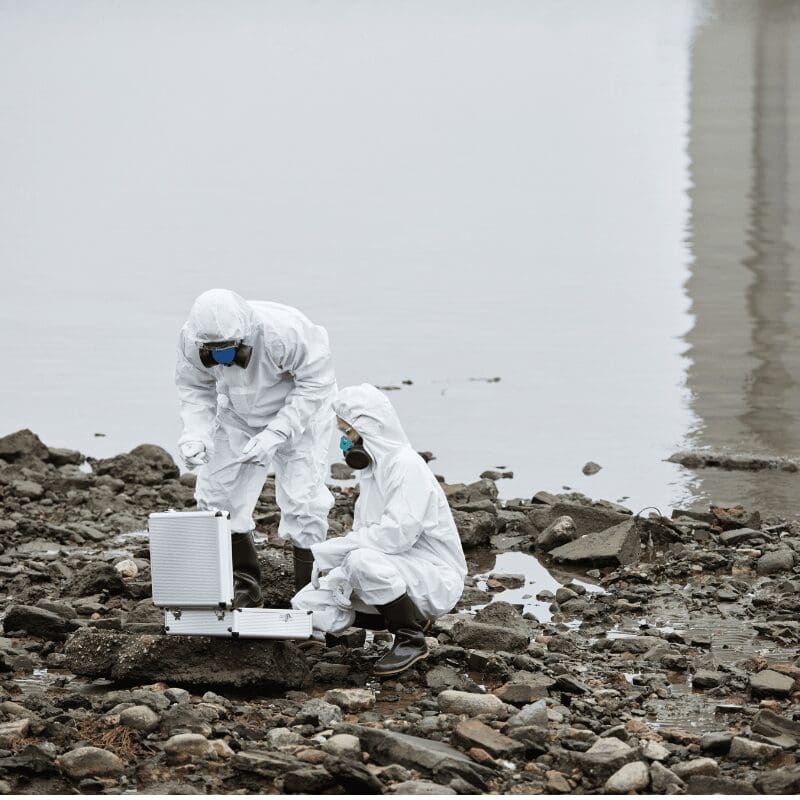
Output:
top-left (185, 289), bottom-right (256, 344)
top-left (333, 384), bottom-right (411, 467)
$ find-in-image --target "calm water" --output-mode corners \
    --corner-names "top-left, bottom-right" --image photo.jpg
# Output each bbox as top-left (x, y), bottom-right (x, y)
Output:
top-left (1, 1), bottom-right (799, 516)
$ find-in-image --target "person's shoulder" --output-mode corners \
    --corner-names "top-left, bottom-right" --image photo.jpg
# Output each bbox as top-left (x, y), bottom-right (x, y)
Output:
top-left (391, 447), bottom-right (436, 479)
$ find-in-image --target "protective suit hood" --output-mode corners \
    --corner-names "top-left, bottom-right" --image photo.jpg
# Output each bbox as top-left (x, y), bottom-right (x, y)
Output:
top-left (186, 289), bottom-right (256, 343)
top-left (333, 384), bottom-right (411, 466)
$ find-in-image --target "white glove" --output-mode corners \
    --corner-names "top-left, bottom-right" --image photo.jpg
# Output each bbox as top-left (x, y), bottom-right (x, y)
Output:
top-left (237, 429), bottom-right (285, 466)
top-left (310, 563), bottom-right (321, 590)
top-left (179, 440), bottom-right (209, 469)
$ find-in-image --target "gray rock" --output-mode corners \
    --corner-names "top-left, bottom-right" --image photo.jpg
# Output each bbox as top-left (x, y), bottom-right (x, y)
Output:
top-left (549, 519), bottom-right (640, 566)
top-left (0, 428), bottom-right (49, 460)
top-left (700, 732), bottom-right (732, 755)
top-left (295, 699), bottom-right (343, 727)
top-left (164, 733), bottom-right (214, 763)
top-left (118, 704), bottom-right (159, 732)
top-left (536, 516), bottom-right (579, 550)
top-left (451, 509), bottom-right (496, 549)
top-left (57, 746), bottom-right (124, 778)
top-left (64, 563), bottom-right (126, 597)
top-left (754, 766), bottom-right (800, 794)
top-left (321, 733), bottom-right (362, 760)
top-left (48, 446), bottom-right (83, 466)
top-left (64, 628), bottom-right (308, 689)
top-left (604, 761), bottom-right (649, 793)
top-left (756, 549), bottom-right (796, 576)
top-left (0, 718), bottom-right (30, 746)
top-left (437, 690), bottom-right (506, 717)
top-left (719, 527), bottom-right (764, 545)
top-left (685, 774), bottom-right (755, 794)
top-left (750, 669), bottom-right (794, 697)
top-left (93, 443), bottom-right (179, 485)
top-left (582, 461), bottom-right (602, 476)
top-left (508, 699), bottom-right (548, 729)
top-left (693, 669), bottom-right (725, 688)
top-left (165, 687), bottom-right (191, 704)
top-left (323, 688), bottom-right (375, 713)
top-left (160, 705), bottom-right (213, 737)
top-left (453, 718), bottom-right (524, 757)
top-left (451, 620), bottom-right (528, 652)
top-left (282, 766), bottom-right (336, 794)
top-left (649, 761), bottom-right (685, 793)
top-left (573, 737), bottom-right (637, 780)
top-left (641, 740), bottom-right (669, 761)
top-left (3, 605), bottom-right (79, 641)
top-left (266, 727), bottom-right (304, 747)
top-left (535, 500), bottom-right (631, 538)
top-left (337, 724), bottom-right (492, 788)
top-left (752, 708), bottom-right (800, 738)
top-left (672, 757), bottom-right (719, 779)
top-left (389, 780), bottom-right (455, 794)
top-left (728, 736), bottom-right (782, 761)
top-left (13, 479), bottom-right (45, 499)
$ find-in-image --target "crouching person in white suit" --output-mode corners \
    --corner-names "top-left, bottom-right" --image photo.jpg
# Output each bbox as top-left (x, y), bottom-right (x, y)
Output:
top-left (292, 384), bottom-right (467, 676)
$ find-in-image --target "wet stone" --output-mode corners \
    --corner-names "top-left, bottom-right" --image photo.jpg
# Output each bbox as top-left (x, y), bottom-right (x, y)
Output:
top-left (57, 746), bottom-right (124, 778)
top-left (750, 669), bottom-right (794, 697)
top-left (604, 760), bottom-right (649, 793)
top-left (452, 719), bottom-right (524, 758)
top-left (437, 690), bottom-right (506, 718)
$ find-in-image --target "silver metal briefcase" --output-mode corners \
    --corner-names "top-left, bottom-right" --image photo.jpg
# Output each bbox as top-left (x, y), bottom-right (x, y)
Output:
top-left (164, 608), bottom-right (313, 639)
top-left (149, 510), bottom-right (235, 609)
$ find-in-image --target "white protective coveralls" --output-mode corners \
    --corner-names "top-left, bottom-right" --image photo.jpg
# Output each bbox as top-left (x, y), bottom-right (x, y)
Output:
top-left (175, 289), bottom-right (336, 546)
top-left (292, 384), bottom-right (467, 634)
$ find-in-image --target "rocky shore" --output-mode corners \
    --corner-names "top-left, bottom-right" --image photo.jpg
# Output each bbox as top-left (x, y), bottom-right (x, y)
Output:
top-left (0, 427), bottom-right (799, 794)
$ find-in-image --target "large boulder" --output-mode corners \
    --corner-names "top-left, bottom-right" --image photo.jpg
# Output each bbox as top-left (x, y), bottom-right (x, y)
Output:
top-left (530, 501), bottom-right (630, 538)
top-left (64, 563), bottom-right (126, 597)
top-left (3, 605), bottom-right (79, 641)
top-left (549, 519), bottom-right (640, 567)
top-left (451, 619), bottom-right (529, 652)
top-left (92, 444), bottom-right (179, 486)
top-left (337, 724), bottom-right (493, 787)
top-left (452, 510), bottom-right (495, 549)
top-left (63, 628), bottom-right (308, 689)
top-left (536, 515), bottom-right (579, 550)
top-left (0, 429), bottom-right (50, 462)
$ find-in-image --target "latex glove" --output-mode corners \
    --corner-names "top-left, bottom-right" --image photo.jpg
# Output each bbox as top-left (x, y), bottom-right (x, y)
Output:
top-left (237, 429), bottom-right (284, 466)
top-left (179, 440), bottom-right (209, 469)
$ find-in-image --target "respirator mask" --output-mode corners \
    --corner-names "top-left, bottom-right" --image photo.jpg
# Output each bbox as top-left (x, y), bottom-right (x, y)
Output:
top-left (199, 340), bottom-right (253, 369)
top-left (340, 429), bottom-right (372, 470)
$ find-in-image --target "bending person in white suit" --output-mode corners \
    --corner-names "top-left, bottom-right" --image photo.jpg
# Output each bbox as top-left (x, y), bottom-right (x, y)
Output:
top-left (175, 288), bottom-right (336, 607)
top-left (293, 384), bottom-right (467, 676)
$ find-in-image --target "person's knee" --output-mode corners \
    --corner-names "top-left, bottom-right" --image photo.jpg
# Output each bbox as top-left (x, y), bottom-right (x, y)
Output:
top-left (343, 548), bottom-right (377, 581)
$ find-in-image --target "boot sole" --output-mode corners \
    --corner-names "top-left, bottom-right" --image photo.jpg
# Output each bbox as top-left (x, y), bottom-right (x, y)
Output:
top-left (373, 650), bottom-right (429, 677)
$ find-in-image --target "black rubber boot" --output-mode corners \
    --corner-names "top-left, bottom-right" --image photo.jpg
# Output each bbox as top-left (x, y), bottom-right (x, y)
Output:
top-left (353, 611), bottom-right (432, 634)
top-left (293, 546), bottom-right (314, 593)
top-left (231, 533), bottom-right (263, 608)
top-left (373, 593), bottom-right (429, 677)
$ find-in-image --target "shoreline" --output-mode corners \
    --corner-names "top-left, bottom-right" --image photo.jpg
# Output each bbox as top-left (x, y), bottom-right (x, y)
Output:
top-left (0, 428), bottom-right (798, 794)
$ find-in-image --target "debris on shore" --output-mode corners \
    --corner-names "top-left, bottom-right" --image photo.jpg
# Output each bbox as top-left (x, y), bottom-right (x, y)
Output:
top-left (0, 427), bottom-right (798, 794)
top-left (668, 450), bottom-right (800, 473)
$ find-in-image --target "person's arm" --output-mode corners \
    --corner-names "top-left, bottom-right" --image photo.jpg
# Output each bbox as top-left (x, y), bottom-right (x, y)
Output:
top-left (266, 321), bottom-right (335, 444)
top-left (348, 462), bottom-right (437, 555)
top-left (174, 332), bottom-right (217, 446)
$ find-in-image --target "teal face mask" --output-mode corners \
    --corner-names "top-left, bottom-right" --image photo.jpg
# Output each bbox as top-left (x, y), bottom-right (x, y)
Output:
top-left (340, 435), bottom-right (354, 454)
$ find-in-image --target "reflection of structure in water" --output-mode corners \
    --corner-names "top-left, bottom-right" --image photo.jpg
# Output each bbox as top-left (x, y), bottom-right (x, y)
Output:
top-left (684, 0), bottom-right (800, 512)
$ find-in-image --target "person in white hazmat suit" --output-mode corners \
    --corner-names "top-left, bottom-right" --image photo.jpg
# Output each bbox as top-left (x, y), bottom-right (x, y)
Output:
top-left (292, 384), bottom-right (467, 676)
top-left (175, 288), bottom-right (336, 607)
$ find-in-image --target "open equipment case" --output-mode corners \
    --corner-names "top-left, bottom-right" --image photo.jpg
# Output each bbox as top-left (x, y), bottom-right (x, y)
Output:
top-left (148, 510), bottom-right (312, 640)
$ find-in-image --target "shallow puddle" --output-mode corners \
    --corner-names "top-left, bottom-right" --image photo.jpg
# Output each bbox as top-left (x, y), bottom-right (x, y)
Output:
top-left (470, 550), bottom-right (603, 622)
